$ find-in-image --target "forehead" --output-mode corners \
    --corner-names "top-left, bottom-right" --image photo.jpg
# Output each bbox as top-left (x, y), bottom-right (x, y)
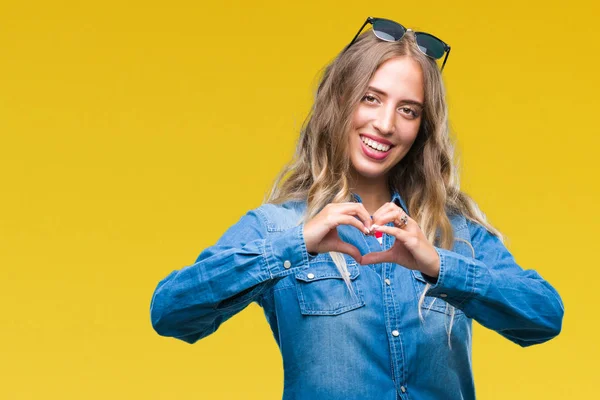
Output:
top-left (368, 57), bottom-right (424, 101)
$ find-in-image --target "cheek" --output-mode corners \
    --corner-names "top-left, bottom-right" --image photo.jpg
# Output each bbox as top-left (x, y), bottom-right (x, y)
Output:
top-left (397, 118), bottom-right (421, 141)
top-left (352, 106), bottom-right (371, 128)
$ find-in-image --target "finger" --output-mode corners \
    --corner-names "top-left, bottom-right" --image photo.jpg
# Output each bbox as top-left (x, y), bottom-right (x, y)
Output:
top-left (360, 248), bottom-right (394, 265)
top-left (333, 202), bottom-right (372, 230)
top-left (333, 214), bottom-right (371, 235)
top-left (370, 224), bottom-right (411, 241)
top-left (330, 241), bottom-right (363, 265)
top-left (371, 202), bottom-right (396, 223)
top-left (371, 224), bottom-right (421, 253)
top-left (373, 209), bottom-right (409, 229)
top-left (371, 210), bottom-right (397, 227)
top-left (348, 203), bottom-right (373, 230)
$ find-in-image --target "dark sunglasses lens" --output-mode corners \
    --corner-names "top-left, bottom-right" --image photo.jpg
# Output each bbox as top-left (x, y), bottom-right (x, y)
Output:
top-left (415, 33), bottom-right (446, 59)
top-left (372, 19), bottom-right (406, 41)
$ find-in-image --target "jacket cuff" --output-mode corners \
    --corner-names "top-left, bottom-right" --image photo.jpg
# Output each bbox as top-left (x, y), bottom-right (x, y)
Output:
top-left (417, 247), bottom-right (477, 307)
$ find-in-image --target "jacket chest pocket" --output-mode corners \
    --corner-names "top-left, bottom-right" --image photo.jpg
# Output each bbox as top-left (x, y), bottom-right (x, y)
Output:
top-left (294, 254), bottom-right (365, 316)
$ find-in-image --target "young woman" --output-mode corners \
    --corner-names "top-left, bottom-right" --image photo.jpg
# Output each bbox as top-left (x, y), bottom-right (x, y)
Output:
top-left (150, 17), bottom-right (564, 400)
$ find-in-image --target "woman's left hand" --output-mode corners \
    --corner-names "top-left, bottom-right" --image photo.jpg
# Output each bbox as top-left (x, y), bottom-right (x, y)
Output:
top-left (359, 202), bottom-right (440, 278)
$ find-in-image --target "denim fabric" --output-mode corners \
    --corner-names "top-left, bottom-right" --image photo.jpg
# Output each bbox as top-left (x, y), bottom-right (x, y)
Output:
top-left (150, 192), bottom-right (564, 400)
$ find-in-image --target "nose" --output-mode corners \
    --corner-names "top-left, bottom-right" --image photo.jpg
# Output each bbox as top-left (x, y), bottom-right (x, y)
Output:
top-left (372, 104), bottom-right (396, 135)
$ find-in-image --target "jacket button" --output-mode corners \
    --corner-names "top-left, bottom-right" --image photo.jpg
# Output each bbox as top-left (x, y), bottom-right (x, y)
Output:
top-left (307, 273), bottom-right (315, 279)
top-left (440, 293), bottom-right (447, 298)
top-left (400, 386), bottom-right (406, 393)
top-left (385, 278), bottom-right (391, 286)
top-left (283, 260), bottom-right (291, 269)
top-left (392, 330), bottom-right (400, 337)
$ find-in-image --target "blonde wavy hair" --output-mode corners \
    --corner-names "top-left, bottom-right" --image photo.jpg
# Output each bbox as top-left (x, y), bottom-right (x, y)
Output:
top-left (265, 30), bottom-right (503, 346)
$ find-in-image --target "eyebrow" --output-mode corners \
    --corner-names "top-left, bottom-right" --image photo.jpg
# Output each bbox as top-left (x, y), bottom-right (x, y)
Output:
top-left (367, 86), bottom-right (424, 108)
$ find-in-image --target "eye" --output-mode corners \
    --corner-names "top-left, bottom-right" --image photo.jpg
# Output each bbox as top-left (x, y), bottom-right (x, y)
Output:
top-left (399, 107), bottom-right (419, 118)
top-left (361, 94), bottom-right (379, 104)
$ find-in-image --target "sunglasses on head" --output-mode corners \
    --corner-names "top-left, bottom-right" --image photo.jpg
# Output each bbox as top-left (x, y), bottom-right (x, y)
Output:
top-left (344, 17), bottom-right (451, 71)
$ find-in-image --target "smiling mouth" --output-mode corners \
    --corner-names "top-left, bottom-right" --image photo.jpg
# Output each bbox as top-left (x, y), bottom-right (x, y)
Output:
top-left (360, 135), bottom-right (394, 152)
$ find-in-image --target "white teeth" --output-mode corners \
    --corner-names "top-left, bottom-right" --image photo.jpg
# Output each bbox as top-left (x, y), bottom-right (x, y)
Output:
top-left (361, 136), bottom-right (390, 152)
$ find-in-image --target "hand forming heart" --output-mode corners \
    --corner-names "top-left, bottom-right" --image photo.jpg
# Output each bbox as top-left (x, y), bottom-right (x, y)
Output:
top-left (360, 202), bottom-right (440, 279)
top-left (302, 201), bottom-right (440, 278)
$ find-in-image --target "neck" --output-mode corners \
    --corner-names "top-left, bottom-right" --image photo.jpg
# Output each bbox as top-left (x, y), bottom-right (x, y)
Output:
top-left (349, 173), bottom-right (391, 216)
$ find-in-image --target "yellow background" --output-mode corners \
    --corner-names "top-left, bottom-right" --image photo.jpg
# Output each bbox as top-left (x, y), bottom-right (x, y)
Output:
top-left (1, 0), bottom-right (597, 398)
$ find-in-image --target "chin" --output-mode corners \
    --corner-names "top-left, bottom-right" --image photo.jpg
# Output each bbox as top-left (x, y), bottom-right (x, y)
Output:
top-left (351, 159), bottom-right (391, 179)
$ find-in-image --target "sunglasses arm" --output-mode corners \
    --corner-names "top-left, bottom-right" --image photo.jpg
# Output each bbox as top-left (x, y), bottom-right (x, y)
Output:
top-left (345, 17), bottom-right (372, 52)
top-left (441, 46), bottom-right (451, 71)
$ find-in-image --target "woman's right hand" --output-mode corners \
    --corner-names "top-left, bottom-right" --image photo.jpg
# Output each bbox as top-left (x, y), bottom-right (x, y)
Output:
top-left (303, 202), bottom-right (372, 263)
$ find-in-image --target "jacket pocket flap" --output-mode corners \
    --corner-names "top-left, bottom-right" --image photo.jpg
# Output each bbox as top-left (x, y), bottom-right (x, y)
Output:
top-left (296, 261), bottom-right (360, 282)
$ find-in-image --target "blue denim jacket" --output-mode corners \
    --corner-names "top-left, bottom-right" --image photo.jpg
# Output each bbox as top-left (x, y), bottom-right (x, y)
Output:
top-left (150, 192), bottom-right (564, 400)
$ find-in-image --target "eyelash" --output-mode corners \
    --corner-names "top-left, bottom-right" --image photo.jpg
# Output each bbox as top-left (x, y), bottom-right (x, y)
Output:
top-left (361, 94), bottom-right (420, 118)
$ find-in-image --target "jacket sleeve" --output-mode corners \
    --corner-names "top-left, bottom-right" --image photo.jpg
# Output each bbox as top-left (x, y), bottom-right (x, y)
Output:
top-left (149, 207), bottom-right (311, 344)
top-left (421, 219), bottom-right (564, 347)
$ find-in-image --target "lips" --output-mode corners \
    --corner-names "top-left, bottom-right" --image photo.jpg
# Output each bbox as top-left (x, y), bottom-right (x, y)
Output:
top-left (359, 133), bottom-right (394, 146)
top-left (359, 136), bottom-right (393, 161)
